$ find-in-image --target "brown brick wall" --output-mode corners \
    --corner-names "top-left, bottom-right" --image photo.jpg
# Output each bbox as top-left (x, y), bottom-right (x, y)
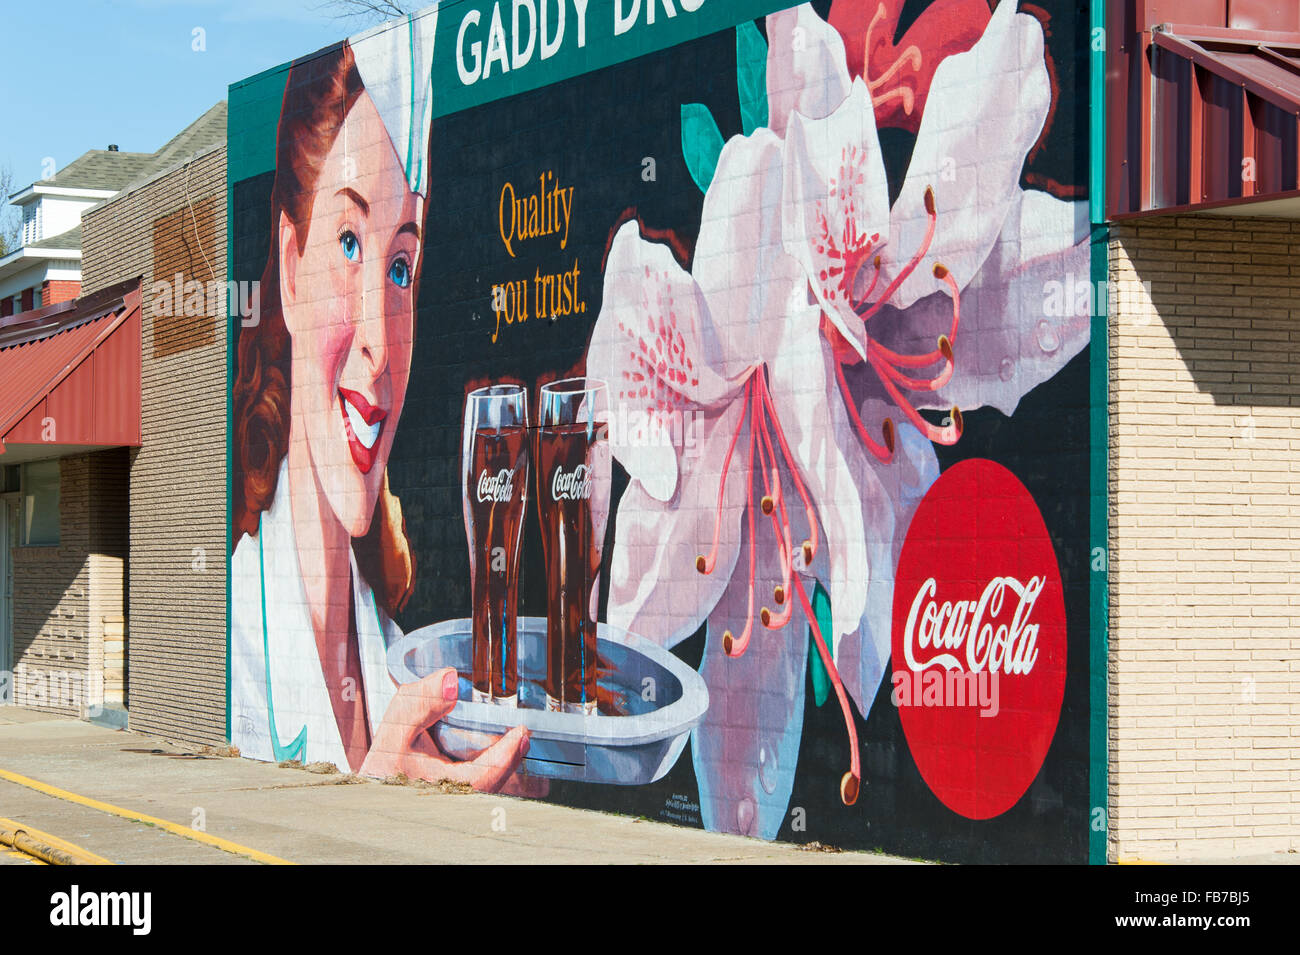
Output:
top-left (80, 144), bottom-right (228, 745)
top-left (150, 195), bottom-right (220, 358)
top-left (1108, 215), bottom-right (1300, 861)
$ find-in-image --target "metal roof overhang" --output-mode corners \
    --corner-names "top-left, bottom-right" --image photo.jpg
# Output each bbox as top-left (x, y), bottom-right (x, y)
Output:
top-left (0, 278), bottom-right (142, 455)
top-left (1109, 16), bottom-right (1300, 217)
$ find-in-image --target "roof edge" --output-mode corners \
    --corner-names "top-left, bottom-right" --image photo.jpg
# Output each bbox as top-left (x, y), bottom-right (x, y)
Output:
top-left (87, 141), bottom-right (226, 215)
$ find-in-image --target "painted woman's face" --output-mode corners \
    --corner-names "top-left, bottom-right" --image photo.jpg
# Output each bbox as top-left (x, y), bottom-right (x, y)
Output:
top-left (280, 89), bottom-right (423, 538)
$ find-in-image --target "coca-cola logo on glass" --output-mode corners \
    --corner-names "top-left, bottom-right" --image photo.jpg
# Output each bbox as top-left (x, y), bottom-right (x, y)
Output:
top-left (476, 467), bottom-right (516, 503)
top-left (890, 459), bottom-right (1067, 820)
top-left (551, 464), bottom-right (592, 501)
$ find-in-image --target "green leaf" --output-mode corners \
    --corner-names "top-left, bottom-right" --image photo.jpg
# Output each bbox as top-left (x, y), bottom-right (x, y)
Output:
top-left (680, 103), bottom-right (725, 193)
top-left (736, 20), bottom-right (769, 136)
top-left (808, 581), bottom-right (833, 707)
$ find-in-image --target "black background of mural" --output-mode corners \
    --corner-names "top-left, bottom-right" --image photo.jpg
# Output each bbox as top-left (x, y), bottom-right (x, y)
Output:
top-left (232, 0), bottom-right (1091, 862)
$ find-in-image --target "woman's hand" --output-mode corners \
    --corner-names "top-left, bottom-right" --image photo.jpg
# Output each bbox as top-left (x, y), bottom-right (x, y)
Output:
top-left (360, 667), bottom-right (541, 794)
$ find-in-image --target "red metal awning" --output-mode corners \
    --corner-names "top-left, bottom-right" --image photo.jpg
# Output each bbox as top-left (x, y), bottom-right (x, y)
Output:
top-left (0, 278), bottom-right (142, 454)
top-left (1108, 1), bottom-right (1300, 216)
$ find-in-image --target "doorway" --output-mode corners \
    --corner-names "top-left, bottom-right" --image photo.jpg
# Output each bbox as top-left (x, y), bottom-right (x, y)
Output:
top-left (0, 495), bottom-right (14, 700)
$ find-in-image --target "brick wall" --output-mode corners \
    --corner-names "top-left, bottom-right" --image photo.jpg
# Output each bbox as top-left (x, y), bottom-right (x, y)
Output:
top-left (80, 144), bottom-right (228, 745)
top-left (87, 449), bottom-right (129, 709)
top-left (42, 280), bottom-right (81, 306)
top-left (1108, 215), bottom-right (1300, 861)
top-left (10, 451), bottom-right (127, 716)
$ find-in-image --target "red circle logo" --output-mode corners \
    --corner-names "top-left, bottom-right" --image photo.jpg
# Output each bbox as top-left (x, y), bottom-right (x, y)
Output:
top-left (891, 459), bottom-right (1067, 820)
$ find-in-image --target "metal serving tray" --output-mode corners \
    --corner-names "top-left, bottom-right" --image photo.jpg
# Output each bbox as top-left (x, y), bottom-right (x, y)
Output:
top-left (386, 616), bottom-right (708, 785)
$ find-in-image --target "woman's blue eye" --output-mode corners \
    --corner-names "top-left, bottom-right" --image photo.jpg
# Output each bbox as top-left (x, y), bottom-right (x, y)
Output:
top-left (389, 258), bottom-right (411, 289)
top-left (339, 231), bottom-right (359, 261)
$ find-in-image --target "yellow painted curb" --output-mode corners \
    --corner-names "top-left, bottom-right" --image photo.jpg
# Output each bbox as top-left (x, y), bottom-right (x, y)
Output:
top-left (0, 816), bottom-right (112, 865)
top-left (0, 767), bottom-right (293, 865)
top-left (4, 849), bottom-right (48, 865)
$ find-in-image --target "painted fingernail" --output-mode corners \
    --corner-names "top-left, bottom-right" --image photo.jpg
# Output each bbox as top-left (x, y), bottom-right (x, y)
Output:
top-left (519, 730), bottom-right (530, 757)
top-left (442, 670), bottom-right (459, 701)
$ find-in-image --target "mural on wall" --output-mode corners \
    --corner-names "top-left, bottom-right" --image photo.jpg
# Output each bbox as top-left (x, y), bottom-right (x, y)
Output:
top-left (230, 0), bottom-right (1094, 861)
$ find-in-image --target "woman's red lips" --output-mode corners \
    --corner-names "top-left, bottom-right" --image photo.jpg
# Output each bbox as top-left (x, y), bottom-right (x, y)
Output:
top-left (339, 388), bottom-right (387, 474)
top-left (338, 387), bottom-right (387, 425)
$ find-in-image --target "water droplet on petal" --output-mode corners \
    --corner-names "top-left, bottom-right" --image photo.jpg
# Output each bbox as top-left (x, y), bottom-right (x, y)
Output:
top-left (999, 357), bottom-right (1014, 382)
top-left (736, 795), bottom-right (756, 835)
top-left (1035, 319), bottom-right (1061, 355)
top-left (759, 743), bottom-right (779, 795)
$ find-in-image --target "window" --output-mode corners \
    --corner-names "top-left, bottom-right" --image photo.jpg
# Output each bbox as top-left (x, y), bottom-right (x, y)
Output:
top-left (20, 460), bottom-right (59, 546)
top-left (21, 203), bottom-right (40, 246)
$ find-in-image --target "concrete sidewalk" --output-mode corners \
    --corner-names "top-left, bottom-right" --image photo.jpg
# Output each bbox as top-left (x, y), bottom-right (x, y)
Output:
top-left (0, 707), bottom-right (910, 865)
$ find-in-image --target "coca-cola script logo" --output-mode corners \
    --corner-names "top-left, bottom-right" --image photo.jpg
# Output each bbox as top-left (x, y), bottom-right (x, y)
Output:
top-left (476, 468), bottom-right (515, 503)
top-left (891, 459), bottom-right (1067, 820)
top-left (551, 464), bottom-right (592, 501)
top-left (902, 575), bottom-right (1044, 678)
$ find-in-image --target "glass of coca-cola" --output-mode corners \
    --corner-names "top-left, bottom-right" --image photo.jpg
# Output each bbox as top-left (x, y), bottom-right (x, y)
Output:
top-left (536, 377), bottom-right (611, 715)
top-left (462, 384), bottom-right (530, 705)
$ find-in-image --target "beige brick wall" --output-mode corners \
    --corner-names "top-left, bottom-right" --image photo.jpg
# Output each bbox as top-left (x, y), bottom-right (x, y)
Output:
top-left (87, 449), bottom-right (129, 708)
top-left (81, 145), bottom-right (228, 745)
top-left (1109, 215), bottom-right (1300, 861)
top-left (10, 451), bottom-right (127, 716)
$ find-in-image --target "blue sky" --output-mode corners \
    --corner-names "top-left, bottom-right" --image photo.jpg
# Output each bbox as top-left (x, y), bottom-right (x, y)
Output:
top-left (0, 0), bottom-right (383, 190)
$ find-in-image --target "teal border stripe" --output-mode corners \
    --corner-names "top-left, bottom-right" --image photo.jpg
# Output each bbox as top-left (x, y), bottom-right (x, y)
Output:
top-left (225, 130), bottom-right (234, 745)
top-left (1087, 0), bottom-right (1109, 866)
top-left (226, 59), bottom-right (291, 745)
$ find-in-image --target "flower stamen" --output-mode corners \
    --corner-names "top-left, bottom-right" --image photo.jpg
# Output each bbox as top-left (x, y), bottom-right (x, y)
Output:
top-left (709, 370), bottom-right (858, 805)
top-left (868, 85), bottom-right (915, 115)
top-left (755, 373), bottom-right (821, 563)
top-left (696, 379), bottom-right (751, 575)
top-left (868, 45), bottom-right (923, 95)
top-left (759, 475), bottom-right (794, 631)
top-left (835, 359), bottom-right (895, 463)
top-left (869, 351), bottom-right (963, 444)
top-left (871, 341), bottom-right (955, 392)
top-left (792, 572), bottom-right (861, 805)
top-left (724, 413), bottom-right (760, 658)
top-left (856, 185), bottom-right (938, 323)
top-left (843, 258), bottom-right (964, 449)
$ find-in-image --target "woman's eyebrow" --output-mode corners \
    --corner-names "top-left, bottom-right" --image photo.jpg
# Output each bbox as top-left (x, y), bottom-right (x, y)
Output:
top-left (397, 221), bottom-right (420, 243)
top-left (335, 187), bottom-right (369, 216)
